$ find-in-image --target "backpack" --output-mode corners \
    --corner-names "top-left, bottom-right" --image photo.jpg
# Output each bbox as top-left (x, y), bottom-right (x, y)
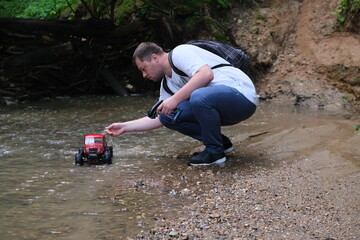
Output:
top-left (163, 40), bottom-right (250, 95)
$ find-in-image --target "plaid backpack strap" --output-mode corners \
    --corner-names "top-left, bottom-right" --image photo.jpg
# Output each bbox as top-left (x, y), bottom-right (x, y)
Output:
top-left (187, 40), bottom-right (249, 72)
top-left (169, 48), bottom-right (231, 75)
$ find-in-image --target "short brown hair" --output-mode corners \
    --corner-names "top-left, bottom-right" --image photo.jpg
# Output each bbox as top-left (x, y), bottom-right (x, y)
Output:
top-left (132, 42), bottom-right (164, 65)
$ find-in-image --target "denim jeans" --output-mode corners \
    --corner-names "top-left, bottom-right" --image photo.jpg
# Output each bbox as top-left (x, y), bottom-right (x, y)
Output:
top-left (159, 85), bottom-right (256, 154)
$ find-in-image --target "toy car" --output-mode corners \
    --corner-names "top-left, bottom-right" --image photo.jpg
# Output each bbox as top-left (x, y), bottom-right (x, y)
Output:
top-left (75, 134), bottom-right (113, 165)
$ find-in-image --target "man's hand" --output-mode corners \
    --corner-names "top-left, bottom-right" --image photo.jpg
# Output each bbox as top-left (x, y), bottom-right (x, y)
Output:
top-left (105, 123), bottom-right (126, 136)
top-left (157, 97), bottom-right (179, 115)
top-left (157, 65), bottom-right (213, 115)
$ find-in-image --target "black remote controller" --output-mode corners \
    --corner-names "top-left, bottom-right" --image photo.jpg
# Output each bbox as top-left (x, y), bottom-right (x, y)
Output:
top-left (147, 100), bottom-right (182, 124)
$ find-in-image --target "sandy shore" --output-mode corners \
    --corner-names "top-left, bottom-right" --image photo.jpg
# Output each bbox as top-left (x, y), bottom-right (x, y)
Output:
top-left (127, 105), bottom-right (360, 239)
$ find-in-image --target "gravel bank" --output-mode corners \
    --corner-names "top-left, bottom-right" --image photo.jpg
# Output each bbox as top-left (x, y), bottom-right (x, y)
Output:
top-left (129, 107), bottom-right (360, 239)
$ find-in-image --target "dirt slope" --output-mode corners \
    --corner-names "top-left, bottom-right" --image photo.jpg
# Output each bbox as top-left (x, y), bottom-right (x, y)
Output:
top-left (232, 0), bottom-right (360, 111)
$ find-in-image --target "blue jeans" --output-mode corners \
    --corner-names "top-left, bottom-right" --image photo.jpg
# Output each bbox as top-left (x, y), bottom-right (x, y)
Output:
top-left (159, 85), bottom-right (256, 154)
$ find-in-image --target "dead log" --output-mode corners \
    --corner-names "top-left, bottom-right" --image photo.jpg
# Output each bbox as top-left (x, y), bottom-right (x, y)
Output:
top-left (0, 18), bottom-right (114, 37)
top-left (0, 95), bottom-right (6, 106)
top-left (0, 89), bottom-right (17, 96)
top-left (100, 65), bottom-right (129, 96)
top-left (0, 18), bottom-right (149, 99)
top-left (2, 42), bottom-right (73, 69)
top-left (0, 18), bottom-right (146, 42)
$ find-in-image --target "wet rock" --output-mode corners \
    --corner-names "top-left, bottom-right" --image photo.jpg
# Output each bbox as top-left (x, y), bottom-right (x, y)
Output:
top-left (179, 188), bottom-right (190, 196)
top-left (169, 231), bottom-right (178, 237)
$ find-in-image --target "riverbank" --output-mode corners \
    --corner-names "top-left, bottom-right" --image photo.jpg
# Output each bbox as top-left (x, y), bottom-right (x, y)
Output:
top-left (232, 0), bottom-right (360, 111)
top-left (130, 104), bottom-right (360, 239)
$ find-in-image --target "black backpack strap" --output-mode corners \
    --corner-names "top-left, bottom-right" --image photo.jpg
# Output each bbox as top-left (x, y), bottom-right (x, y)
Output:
top-left (162, 76), bottom-right (175, 95)
top-left (168, 51), bottom-right (187, 76)
top-left (211, 63), bottom-right (232, 70)
top-left (163, 63), bottom-right (231, 97)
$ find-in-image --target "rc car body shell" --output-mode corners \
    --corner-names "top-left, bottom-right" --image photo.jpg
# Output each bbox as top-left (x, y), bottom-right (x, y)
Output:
top-left (75, 134), bottom-right (112, 165)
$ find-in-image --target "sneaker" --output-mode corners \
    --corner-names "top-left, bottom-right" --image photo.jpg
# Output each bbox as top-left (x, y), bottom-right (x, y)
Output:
top-left (188, 150), bottom-right (226, 166)
top-left (223, 137), bottom-right (234, 154)
top-left (191, 136), bottom-right (234, 157)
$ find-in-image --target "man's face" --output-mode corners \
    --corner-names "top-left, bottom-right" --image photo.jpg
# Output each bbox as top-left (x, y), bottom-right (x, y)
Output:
top-left (135, 54), bottom-right (162, 82)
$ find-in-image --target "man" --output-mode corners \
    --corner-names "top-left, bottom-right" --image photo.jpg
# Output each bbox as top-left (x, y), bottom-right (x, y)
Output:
top-left (105, 42), bottom-right (257, 165)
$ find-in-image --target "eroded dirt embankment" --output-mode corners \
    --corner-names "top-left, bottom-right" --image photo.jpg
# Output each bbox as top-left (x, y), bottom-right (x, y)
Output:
top-left (231, 0), bottom-right (360, 111)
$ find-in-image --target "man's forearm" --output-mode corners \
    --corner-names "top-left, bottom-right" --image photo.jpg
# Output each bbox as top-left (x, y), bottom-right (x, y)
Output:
top-left (125, 116), bottom-right (163, 132)
top-left (173, 65), bottom-right (214, 103)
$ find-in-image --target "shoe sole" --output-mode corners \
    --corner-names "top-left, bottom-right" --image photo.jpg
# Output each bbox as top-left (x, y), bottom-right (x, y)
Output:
top-left (224, 146), bottom-right (234, 154)
top-left (191, 146), bottom-right (234, 157)
top-left (189, 156), bottom-right (227, 166)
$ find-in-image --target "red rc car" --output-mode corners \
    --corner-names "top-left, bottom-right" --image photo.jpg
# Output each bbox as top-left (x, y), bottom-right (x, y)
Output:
top-left (75, 134), bottom-right (113, 165)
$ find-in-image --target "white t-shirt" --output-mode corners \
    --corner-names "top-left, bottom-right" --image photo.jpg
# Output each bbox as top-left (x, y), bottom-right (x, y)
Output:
top-left (159, 44), bottom-right (258, 105)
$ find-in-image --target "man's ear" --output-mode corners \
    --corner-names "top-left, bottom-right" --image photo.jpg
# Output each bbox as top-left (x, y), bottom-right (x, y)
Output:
top-left (151, 53), bottom-right (159, 63)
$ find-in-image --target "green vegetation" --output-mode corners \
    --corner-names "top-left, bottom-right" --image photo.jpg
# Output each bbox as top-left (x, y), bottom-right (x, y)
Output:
top-left (0, 0), bottom-right (264, 41)
top-left (256, 14), bottom-right (266, 21)
top-left (0, 0), bottom-right (244, 40)
top-left (333, 0), bottom-right (360, 27)
top-left (114, 0), bottom-right (134, 24)
top-left (0, 0), bottom-right (78, 19)
top-left (132, 0), bottom-right (233, 38)
top-left (0, 0), bottom-right (232, 20)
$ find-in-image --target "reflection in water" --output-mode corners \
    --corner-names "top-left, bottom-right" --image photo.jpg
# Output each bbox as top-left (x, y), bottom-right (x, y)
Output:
top-left (0, 96), bottom-right (353, 239)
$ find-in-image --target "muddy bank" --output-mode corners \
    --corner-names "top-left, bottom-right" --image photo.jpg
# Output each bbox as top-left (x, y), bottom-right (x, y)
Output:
top-left (231, 0), bottom-right (360, 110)
top-left (125, 104), bottom-right (360, 239)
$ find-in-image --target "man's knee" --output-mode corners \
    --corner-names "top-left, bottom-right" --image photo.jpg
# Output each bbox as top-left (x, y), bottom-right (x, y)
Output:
top-left (159, 114), bottom-right (173, 128)
top-left (190, 89), bottom-right (207, 107)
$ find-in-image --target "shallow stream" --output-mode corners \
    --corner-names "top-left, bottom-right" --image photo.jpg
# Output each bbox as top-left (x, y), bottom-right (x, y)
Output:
top-left (0, 96), bottom-right (358, 239)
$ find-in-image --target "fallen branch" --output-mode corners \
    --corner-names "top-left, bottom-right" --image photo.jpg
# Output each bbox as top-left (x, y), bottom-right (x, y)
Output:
top-left (248, 131), bottom-right (269, 138)
top-left (0, 89), bottom-right (17, 96)
top-left (3, 42), bottom-right (73, 68)
top-left (100, 65), bottom-right (129, 96)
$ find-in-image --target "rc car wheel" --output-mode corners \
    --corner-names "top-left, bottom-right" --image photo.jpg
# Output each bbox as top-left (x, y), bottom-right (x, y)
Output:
top-left (108, 146), bottom-right (113, 156)
top-left (104, 150), bottom-right (112, 165)
top-left (78, 147), bottom-right (84, 155)
top-left (75, 152), bottom-right (84, 166)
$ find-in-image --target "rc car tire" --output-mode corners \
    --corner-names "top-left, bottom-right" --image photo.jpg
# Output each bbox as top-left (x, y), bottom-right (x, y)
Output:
top-left (108, 146), bottom-right (113, 156)
top-left (78, 147), bottom-right (84, 156)
top-left (75, 152), bottom-right (84, 166)
top-left (104, 150), bottom-right (112, 165)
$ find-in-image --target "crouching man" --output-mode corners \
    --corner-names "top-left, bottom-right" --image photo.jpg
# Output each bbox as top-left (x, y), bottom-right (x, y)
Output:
top-left (105, 42), bottom-right (257, 165)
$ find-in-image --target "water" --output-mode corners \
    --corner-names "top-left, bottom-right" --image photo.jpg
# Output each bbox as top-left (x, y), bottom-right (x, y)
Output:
top-left (0, 96), bottom-right (192, 239)
top-left (0, 96), bottom-right (358, 239)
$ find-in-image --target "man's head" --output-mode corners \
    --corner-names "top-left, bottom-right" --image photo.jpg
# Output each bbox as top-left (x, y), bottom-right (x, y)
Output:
top-left (133, 42), bottom-right (165, 82)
